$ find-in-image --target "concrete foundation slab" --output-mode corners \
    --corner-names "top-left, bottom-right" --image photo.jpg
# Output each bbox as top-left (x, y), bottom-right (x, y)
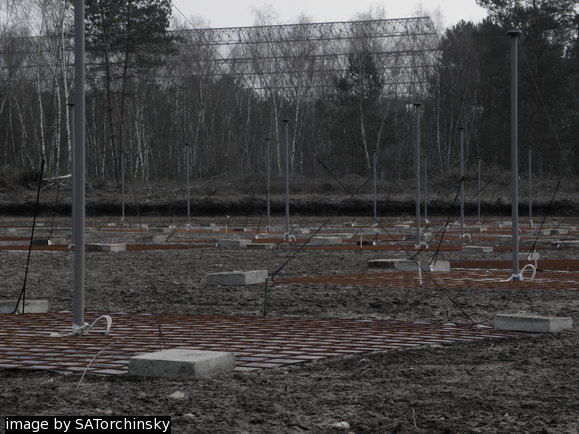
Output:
top-left (0, 299), bottom-right (49, 314)
top-left (337, 233), bottom-right (355, 240)
top-left (140, 235), bottom-right (167, 243)
top-left (359, 228), bottom-right (379, 235)
top-left (368, 259), bottom-right (404, 269)
top-left (494, 314), bottom-right (572, 333)
top-left (499, 252), bottom-right (540, 261)
top-left (394, 224), bottom-right (410, 230)
top-left (394, 260), bottom-right (451, 272)
top-left (462, 246), bottom-right (493, 253)
top-left (207, 270), bottom-right (268, 286)
top-left (309, 237), bottom-right (342, 246)
top-left (553, 240), bottom-right (579, 248)
top-left (128, 349), bottom-right (235, 378)
top-left (551, 229), bottom-right (569, 235)
top-left (30, 239), bottom-right (49, 246)
top-left (86, 243), bottom-right (126, 252)
top-left (357, 239), bottom-right (376, 246)
top-left (290, 229), bottom-right (310, 235)
top-left (142, 227), bottom-right (172, 234)
top-left (217, 239), bottom-right (251, 248)
top-left (48, 238), bottom-right (68, 246)
top-left (247, 243), bottom-right (276, 250)
top-left (238, 233), bottom-right (260, 239)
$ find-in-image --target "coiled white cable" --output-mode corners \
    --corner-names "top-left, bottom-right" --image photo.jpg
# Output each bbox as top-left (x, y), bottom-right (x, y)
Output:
top-left (72, 315), bottom-right (113, 336)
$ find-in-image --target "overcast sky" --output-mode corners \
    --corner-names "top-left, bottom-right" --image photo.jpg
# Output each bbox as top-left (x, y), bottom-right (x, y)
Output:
top-left (170, 0), bottom-right (488, 29)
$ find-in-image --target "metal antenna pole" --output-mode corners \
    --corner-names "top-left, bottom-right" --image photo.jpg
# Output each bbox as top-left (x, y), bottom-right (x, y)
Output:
top-left (68, 103), bottom-right (75, 229)
top-left (185, 143), bottom-right (191, 224)
top-left (477, 158), bottom-right (481, 224)
top-left (120, 149), bottom-right (125, 222)
top-left (528, 147), bottom-right (533, 228)
top-left (266, 138), bottom-right (271, 231)
top-left (459, 126), bottom-right (465, 238)
top-left (424, 156), bottom-right (428, 223)
top-left (373, 150), bottom-right (378, 220)
top-left (283, 120), bottom-right (290, 235)
top-left (414, 103), bottom-right (422, 247)
top-left (73, 0), bottom-right (85, 331)
top-left (508, 29), bottom-right (522, 281)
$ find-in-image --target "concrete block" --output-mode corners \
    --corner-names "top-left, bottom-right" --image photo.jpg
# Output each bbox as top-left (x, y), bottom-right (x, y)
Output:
top-left (394, 260), bottom-right (450, 272)
top-left (86, 243), bottom-right (126, 252)
top-left (494, 314), bottom-right (572, 333)
top-left (428, 261), bottom-right (451, 271)
top-left (238, 232), bottom-right (260, 239)
top-left (30, 239), bottom-right (50, 246)
top-left (309, 237), bottom-right (342, 246)
top-left (128, 349), bottom-right (235, 378)
top-left (394, 224), bottom-right (410, 230)
top-left (217, 239), bottom-right (251, 248)
top-left (48, 238), bottom-right (68, 246)
top-left (499, 252), bottom-right (540, 261)
top-left (207, 270), bottom-right (268, 286)
top-left (359, 228), bottom-right (379, 235)
top-left (140, 235), bottom-right (167, 243)
top-left (462, 245), bottom-right (493, 253)
top-left (357, 239), bottom-right (376, 246)
top-left (341, 233), bottom-right (360, 240)
top-left (289, 228), bottom-right (310, 235)
top-left (368, 259), bottom-right (404, 269)
top-left (0, 299), bottom-right (49, 314)
top-left (246, 243), bottom-right (277, 250)
top-left (552, 240), bottom-right (579, 248)
top-left (551, 228), bottom-right (569, 235)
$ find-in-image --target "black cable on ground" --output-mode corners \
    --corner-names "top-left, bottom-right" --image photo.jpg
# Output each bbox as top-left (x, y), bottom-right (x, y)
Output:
top-left (13, 159), bottom-right (45, 314)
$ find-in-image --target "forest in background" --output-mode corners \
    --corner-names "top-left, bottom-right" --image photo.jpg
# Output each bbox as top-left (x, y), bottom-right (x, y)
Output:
top-left (0, 0), bottom-right (577, 189)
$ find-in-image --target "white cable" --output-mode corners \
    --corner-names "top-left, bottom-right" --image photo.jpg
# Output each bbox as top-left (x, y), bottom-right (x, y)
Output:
top-left (71, 315), bottom-right (113, 336)
top-left (502, 264), bottom-right (537, 282)
top-left (284, 233), bottom-right (296, 242)
top-left (520, 264), bottom-right (537, 281)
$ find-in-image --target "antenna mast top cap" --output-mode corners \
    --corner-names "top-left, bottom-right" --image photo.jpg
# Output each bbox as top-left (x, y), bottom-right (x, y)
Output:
top-left (507, 29), bottom-right (522, 37)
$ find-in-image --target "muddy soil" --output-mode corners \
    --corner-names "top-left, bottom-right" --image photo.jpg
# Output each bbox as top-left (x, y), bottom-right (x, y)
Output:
top-left (0, 215), bottom-right (578, 433)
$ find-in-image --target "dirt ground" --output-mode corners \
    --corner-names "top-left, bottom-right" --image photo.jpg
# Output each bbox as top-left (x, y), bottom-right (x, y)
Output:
top-left (0, 213), bottom-right (578, 433)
